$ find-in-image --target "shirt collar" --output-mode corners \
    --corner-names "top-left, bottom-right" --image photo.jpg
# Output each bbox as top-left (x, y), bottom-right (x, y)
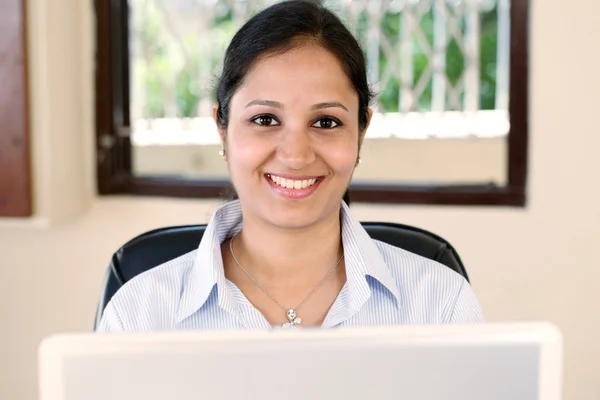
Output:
top-left (338, 201), bottom-right (402, 312)
top-left (176, 200), bottom-right (401, 324)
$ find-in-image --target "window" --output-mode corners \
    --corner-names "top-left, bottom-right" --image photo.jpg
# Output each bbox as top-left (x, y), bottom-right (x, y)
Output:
top-left (0, 0), bottom-right (32, 217)
top-left (95, 0), bottom-right (529, 206)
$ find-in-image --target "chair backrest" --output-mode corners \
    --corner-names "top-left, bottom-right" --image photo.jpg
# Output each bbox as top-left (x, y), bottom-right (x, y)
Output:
top-left (94, 222), bottom-right (468, 329)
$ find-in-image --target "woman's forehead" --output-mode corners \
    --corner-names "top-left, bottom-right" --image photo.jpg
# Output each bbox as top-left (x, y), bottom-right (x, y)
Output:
top-left (232, 45), bottom-right (359, 107)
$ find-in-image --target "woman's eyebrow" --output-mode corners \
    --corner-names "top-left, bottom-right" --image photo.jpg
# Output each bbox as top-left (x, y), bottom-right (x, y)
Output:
top-left (244, 100), bottom-right (349, 112)
top-left (310, 102), bottom-right (349, 112)
top-left (245, 99), bottom-right (284, 109)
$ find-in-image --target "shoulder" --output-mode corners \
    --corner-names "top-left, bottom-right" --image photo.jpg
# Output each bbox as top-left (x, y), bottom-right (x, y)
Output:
top-left (372, 239), bottom-right (466, 287)
top-left (99, 250), bottom-right (197, 331)
top-left (372, 239), bottom-right (481, 322)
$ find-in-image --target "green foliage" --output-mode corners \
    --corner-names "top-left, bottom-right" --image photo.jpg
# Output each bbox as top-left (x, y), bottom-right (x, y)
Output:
top-left (135, 2), bottom-right (500, 118)
top-left (356, 7), bottom-right (499, 112)
top-left (175, 54), bottom-right (201, 118)
top-left (479, 7), bottom-right (498, 110)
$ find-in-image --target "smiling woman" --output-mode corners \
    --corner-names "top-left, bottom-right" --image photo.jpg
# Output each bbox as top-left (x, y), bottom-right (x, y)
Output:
top-left (211, 1), bottom-right (375, 234)
top-left (217, 43), bottom-right (367, 231)
top-left (97, 0), bottom-right (483, 332)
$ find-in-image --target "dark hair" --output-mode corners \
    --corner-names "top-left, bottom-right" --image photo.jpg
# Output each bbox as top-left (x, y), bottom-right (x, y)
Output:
top-left (219, 0), bottom-right (373, 205)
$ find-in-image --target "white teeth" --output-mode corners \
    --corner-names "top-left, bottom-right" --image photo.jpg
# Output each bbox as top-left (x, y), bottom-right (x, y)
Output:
top-left (269, 175), bottom-right (318, 190)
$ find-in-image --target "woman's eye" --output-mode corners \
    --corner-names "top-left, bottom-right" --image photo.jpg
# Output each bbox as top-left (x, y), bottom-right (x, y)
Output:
top-left (312, 117), bottom-right (340, 129)
top-left (252, 115), bottom-right (279, 126)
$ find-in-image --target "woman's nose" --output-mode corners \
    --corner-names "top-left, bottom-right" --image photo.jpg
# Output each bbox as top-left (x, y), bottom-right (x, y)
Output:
top-left (276, 124), bottom-right (316, 169)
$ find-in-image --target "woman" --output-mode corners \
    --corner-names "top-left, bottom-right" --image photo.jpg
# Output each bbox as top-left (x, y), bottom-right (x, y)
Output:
top-left (98, 0), bottom-right (482, 332)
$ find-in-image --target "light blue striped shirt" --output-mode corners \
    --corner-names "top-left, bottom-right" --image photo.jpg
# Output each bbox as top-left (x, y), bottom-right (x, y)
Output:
top-left (98, 200), bottom-right (483, 332)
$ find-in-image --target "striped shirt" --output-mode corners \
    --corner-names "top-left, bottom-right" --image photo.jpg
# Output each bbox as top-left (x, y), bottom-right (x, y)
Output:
top-left (97, 200), bottom-right (483, 332)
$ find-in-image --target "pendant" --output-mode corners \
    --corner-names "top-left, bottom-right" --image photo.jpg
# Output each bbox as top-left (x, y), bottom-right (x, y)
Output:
top-left (282, 309), bottom-right (302, 328)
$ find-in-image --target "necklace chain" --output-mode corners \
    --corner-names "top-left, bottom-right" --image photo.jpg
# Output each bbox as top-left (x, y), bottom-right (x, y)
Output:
top-left (228, 232), bottom-right (344, 326)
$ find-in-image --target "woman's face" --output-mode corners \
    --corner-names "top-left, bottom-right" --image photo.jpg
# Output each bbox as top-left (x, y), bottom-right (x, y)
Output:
top-left (218, 44), bottom-right (370, 230)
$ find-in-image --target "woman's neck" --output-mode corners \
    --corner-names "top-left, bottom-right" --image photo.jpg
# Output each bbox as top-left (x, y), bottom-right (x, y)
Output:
top-left (232, 211), bottom-right (344, 285)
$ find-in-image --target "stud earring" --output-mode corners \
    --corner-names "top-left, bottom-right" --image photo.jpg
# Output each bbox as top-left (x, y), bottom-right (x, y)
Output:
top-left (356, 157), bottom-right (363, 165)
top-left (218, 148), bottom-right (226, 157)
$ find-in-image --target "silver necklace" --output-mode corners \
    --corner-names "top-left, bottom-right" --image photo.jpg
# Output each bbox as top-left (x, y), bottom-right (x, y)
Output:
top-left (229, 233), bottom-right (344, 328)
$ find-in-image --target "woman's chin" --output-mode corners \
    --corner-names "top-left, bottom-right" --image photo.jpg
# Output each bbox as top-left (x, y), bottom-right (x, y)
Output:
top-left (261, 209), bottom-right (321, 230)
top-left (257, 198), bottom-right (341, 231)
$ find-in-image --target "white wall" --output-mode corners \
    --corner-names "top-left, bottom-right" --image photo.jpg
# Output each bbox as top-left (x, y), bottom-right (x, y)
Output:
top-left (0, 0), bottom-right (599, 399)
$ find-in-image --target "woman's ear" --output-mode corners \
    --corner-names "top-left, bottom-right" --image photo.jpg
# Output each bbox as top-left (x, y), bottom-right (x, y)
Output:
top-left (212, 103), bottom-right (219, 125)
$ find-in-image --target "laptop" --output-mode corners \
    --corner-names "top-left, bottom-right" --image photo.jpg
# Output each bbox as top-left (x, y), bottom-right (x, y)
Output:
top-left (38, 322), bottom-right (563, 400)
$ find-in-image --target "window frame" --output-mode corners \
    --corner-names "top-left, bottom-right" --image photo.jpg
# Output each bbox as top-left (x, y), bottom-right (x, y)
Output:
top-left (95, 0), bottom-right (529, 207)
top-left (0, 0), bottom-right (32, 217)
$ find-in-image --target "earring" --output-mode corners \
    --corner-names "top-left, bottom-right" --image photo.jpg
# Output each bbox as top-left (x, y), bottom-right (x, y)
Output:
top-left (218, 148), bottom-right (226, 158)
top-left (356, 157), bottom-right (363, 165)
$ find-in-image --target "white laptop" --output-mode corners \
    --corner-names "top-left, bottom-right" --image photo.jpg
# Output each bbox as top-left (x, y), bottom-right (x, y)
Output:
top-left (38, 323), bottom-right (563, 400)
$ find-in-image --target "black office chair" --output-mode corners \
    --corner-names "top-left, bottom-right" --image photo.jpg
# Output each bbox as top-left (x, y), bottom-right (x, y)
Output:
top-left (94, 222), bottom-right (468, 329)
